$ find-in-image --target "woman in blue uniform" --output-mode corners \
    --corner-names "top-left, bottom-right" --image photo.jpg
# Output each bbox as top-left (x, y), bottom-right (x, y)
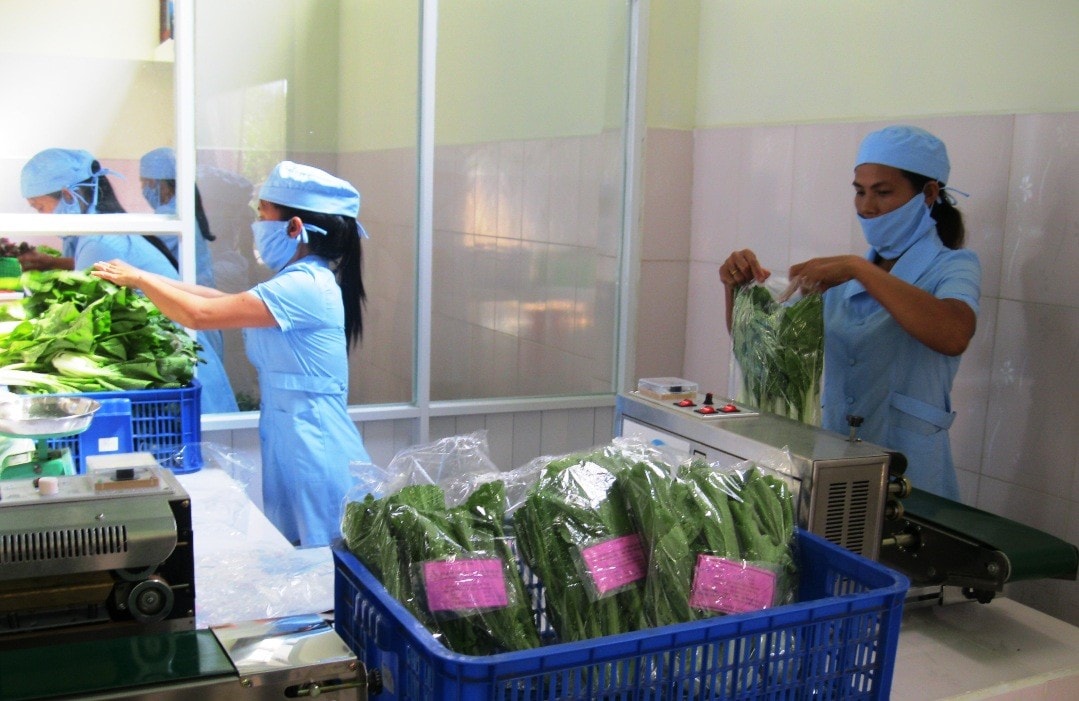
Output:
top-left (721, 126), bottom-right (981, 500)
top-left (19, 148), bottom-right (239, 415)
top-left (94, 161), bottom-right (371, 546)
top-left (139, 147), bottom-right (225, 361)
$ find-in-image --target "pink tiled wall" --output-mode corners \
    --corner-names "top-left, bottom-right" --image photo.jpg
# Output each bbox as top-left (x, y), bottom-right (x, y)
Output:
top-left (639, 113), bottom-right (1079, 626)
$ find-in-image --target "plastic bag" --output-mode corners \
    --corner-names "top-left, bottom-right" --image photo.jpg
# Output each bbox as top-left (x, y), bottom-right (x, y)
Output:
top-left (339, 432), bottom-right (540, 655)
top-left (730, 276), bottom-right (824, 425)
top-left (619, 447), bottom-right (799, 629)
top-left (507, 437), bottom-right (670, 642)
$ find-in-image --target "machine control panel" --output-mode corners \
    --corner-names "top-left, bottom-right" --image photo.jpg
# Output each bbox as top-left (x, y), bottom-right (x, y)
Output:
top-left (628, 390), bottom-right (760, 420)
top-left (0, 453), bottom-right (177, 504)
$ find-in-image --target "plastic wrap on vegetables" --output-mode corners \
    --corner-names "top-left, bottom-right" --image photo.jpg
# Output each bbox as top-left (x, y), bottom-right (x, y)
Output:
top-left (619, 458), bottom-right (743, 628)
top-left (510, 442), bottom-right (655, 642)
top-left (718, 464), bottom-right (798, 610)
top-left (343, 481), bottom-right (539, 656)
top-left (730, 277), bottom-right (824, 425)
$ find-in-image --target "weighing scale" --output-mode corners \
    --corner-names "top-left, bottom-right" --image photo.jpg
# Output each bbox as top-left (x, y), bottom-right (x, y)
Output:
top-left (0, 395), bottom-right (100, 480)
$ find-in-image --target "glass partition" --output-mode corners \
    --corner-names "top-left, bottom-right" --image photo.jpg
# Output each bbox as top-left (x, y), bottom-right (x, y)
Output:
top-left (0, 0), bottom-right (630, 413)
top-left (193, 1), bottom-right (419, 408)
top-left (0, 1), bottom-right (174, 218)
top-left (430, 0), bottom-right (629, 400)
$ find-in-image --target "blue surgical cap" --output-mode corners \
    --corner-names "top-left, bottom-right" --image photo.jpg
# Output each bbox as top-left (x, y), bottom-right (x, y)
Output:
top-left (21, 148), bottom-right (95, 198)
top-left (140, 147), bottom-right (176, 180)
top-left (855, 125), bottom-right (950, 184)
top-left (258, 161), bottom-right (361, 218)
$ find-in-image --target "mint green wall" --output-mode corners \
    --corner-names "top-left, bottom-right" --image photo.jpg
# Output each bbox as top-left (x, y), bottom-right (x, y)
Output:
top-left (645, 0), bottom-right (700, 130)
top-left (339, 0), bottom-right (629, 150)
top-left (338, 2), bottom-right (419, 152)
top-left (692, 0), bottom-right (1079, 127)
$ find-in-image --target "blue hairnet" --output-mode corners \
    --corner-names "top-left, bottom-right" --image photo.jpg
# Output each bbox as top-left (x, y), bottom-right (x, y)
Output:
top-left (140, 147), bottom-right (176, 180)
top-left (21, 148), bottom-right (95, 198)
top-left (258, 161), bottom-right (361, 219)
top-left (855, 125), bottom-right (950, 183)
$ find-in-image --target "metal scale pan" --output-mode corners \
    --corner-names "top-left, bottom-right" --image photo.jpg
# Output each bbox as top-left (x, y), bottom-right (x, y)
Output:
top-left (0, 394), bottom-right (100, 479)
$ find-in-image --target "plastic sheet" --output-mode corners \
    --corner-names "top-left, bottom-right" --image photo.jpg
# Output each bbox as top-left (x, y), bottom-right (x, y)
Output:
top-left (730, 276), bottom-right (824, 425)
top-left (179, 443), bottom-right (335, 629)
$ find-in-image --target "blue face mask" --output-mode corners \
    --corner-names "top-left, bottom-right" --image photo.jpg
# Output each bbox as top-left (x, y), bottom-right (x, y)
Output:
top-left (142, 184), bottom-right (162, 210)
top-left (52, 190), bottom-right (84, 214)
top-left (252, 220), bottom-right (302, 272)
top-left (858, 192), bottom-right (935, 259)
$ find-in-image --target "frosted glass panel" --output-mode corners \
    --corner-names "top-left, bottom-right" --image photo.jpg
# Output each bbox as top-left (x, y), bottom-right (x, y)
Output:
top-left (431, 0), bottom-right (629, 400)
top-left (193, 0), bottom-right (419, 408)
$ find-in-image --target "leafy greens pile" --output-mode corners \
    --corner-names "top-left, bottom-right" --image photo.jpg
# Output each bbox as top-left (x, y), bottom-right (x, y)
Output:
top-left (342, 480), bottom-right (540, 656)
top-left (0, 270), bottom-right (201, 393)
top-left (731, 283), bottom-right (824, 424)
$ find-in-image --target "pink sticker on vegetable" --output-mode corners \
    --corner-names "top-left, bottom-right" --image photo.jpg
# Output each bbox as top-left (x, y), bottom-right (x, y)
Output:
top-left (580, 534), bottom-right (647, 596)
top-left (689, 554), bottom-right (776, 614)
top-left (423, 558), bottom-right (509, 613)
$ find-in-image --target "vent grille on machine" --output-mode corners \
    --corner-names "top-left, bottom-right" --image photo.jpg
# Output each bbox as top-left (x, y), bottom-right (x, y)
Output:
top-left (824, 480), bottom-right (871, 554)
top-left (0, 526), bottom-right (130, 564)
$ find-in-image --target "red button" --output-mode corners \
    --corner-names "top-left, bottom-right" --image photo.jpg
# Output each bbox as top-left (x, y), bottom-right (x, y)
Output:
top-left (696, 406), bottom-right (717, 414)
top-left (676, 399), bottom-right (696, 407)
top-left (720, 403), bottom-right (739, 413)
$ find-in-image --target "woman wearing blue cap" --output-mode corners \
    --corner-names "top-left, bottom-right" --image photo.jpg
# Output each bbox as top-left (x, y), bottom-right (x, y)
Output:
top-left (94, 161), bottom-right (371, 547)
top-left (18, 147), bottom-right (240, 416)
top-left (139, 147), bottom-right (225, 360)
top-left (721, 126), bottom-right (981, 500)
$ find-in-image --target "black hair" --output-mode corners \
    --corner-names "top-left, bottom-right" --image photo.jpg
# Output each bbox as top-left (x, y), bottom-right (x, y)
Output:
top-left (156, 179), bottom-right (216, 241)
top-left (62, 160), bottom-right (126, 213)
top-left (900, 169), bottom-right (965, 250)
top-left (276, 205), bottom-right (366, 352)
top-left (194, 187), bottom-right (216, 241)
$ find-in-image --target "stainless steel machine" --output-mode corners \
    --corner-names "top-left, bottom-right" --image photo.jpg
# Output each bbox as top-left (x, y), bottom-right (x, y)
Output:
top-left (616, 389), bottom-right (1078, 604)
top-left (0, 452), bottom-right (375, 699)
top-left (0, 454), bottom-right (195, 646)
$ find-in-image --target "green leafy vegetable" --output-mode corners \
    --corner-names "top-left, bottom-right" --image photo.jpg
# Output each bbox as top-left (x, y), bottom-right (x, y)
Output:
top-left (511, 450), bottom-right (649, 643)
top-left (731, 283), bottom-right (824, 424)
top-left (0, 270), bottom-right (201, 393)
top-left (343, 481), bottom-right (540, 656)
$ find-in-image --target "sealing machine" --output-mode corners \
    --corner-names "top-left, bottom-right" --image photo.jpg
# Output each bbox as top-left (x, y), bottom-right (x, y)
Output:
top-left (0, 392), bottom-right (373, 699)
top-left (617, 381), bottom-right (1078, 605)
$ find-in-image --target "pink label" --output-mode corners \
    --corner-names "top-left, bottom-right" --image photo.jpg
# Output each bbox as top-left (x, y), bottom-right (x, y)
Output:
top-left (580, 534), bottom-right (647, 596)
top-left (422, 558), bottom-right (509, 613)
top-left (688, 554), bottom-right (777, 614)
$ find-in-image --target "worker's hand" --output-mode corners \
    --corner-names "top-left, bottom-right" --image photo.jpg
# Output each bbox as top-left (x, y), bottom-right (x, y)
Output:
top-left (92, 259), bottom-right (142, 289)
top-left (788, 254), bottom-right (862, 294)
top-left (720, 249), bottom-right (769, 288)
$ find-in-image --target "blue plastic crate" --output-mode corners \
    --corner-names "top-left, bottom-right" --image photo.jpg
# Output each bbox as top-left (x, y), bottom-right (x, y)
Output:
top-left (46, 380), bottom-right (203, 474)
top-left (333, 528), bottom-right (909, 700)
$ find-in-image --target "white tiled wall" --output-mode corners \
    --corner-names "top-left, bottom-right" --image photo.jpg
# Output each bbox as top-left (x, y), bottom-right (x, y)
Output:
top-left (653, 113), bottom-right (1079, 626)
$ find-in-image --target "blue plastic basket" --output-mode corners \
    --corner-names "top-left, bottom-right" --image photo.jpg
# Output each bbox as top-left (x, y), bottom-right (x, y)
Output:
top-left (333, 528), bottom-right (909, 700)
top-left (46, 380), bottom-right (203, 474)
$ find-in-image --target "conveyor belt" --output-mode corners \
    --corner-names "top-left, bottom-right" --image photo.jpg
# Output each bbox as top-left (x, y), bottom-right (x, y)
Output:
top-left (880, 488), bottom-right (1078, 600)
top-left (0, 630), bottom-right (234, 700)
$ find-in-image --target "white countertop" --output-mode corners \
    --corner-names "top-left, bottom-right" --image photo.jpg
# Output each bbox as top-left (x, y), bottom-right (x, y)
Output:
top-left (892, 597), bottom-right (1079, 700)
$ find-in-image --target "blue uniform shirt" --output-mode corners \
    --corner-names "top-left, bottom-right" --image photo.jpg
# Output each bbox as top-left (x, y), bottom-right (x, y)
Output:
top-left (245, 256), bottom-right (371, 546)
top-left (821, 231), bottom-right (980, 500)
